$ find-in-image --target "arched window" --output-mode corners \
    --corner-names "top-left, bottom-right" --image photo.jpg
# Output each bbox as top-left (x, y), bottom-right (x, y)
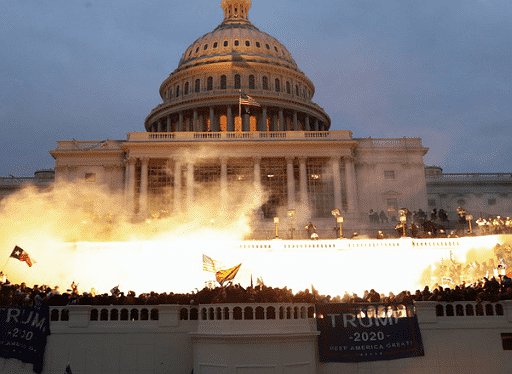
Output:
top-left (100, 309), bottom-right (108, 321)
top-left (195, 79), bottom-right (200, 93)
top-left (286, 81), bottom-right (291, 94)
top-left (234, 40), bottom-right (240, 46)
top-left (234, 74), bottom-right (241, 89)
top-left (275, 78), bottom-right (281, 92)
top-left (220, 75), bottom-right (227, 89)
top-left (213, 42), bottom-right (218, 48)
top-left (223, 40), bottom-right (228, 47)
top-left (262, 76), bottom-right (269, 90)
top-left (180, 308), bottom-right (189, 320)
top-left (90, 309), bottom-right (98, 321)
top-left (295, 85), bottom-right (299, 96)
top-left (130, 309), bottom-right (139, 321)
top-left (140, 309), bottom-right (149, 320)
top-left (110, 309), bottom-right (119, 321)
top-left (245, 40), bottom-right (250, 47)
top-left (184, 82), bottom-right (189, 95)
top-left (249, 75), bottom-right (255, 89)
top-left (176, 85), bottom-right (180, 97)
top-left (207, 76), bottom-right (213, 91)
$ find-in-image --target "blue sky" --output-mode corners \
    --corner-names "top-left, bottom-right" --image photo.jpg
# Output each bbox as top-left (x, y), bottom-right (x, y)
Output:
top-left (1, 0), bottom-right (511, 176)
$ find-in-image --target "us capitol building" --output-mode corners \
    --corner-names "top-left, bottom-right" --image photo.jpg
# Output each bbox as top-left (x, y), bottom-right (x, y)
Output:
top-left (4, 0), bottom-right (512, 235)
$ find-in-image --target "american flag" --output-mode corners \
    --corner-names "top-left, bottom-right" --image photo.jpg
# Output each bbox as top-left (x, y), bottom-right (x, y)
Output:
top-left (239, 93), bottom-right (261, 107)
top-left (202, 254), bottom-right (217, 273)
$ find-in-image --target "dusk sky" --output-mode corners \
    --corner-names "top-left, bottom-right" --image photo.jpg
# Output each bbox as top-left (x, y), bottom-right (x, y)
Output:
top-left (1, 0), bottom-right (511, 176)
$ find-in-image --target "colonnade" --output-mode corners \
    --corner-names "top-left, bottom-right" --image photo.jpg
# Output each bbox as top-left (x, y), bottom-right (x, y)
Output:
top-left (124, 156), bottom-right (358, 218)
top-left (147, 105), bottom-right (328, 133)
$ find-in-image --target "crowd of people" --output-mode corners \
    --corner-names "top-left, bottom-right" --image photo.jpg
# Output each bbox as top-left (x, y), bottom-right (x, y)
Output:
top-left (2, 244), bottom-right (512, 309)
top-left (368, 207), bottom-right (512, 239)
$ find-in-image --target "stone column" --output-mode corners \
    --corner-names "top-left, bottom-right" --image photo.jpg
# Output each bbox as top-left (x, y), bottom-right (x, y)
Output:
top-left (345, 156), bottom-right (359, 213)
top-left (125, 157), bottom-right (137, 214)
top-left (193, 110), bottom-right (198, 132)
top-left (140, 157), bottom-right (149, 217)
top-left (220, 157), bottom-right (228, 209)
top-left (173, 160), bottom-right (182, 213)
top-left (332, 157), bottom-right (343, 212)
top-left (186, 162), bottom-right (194, 210)
top-left (178, 112), bottom-right (184, 132)
top-left (253, 157), bottom-right (261, 193)
top-left (293, 111), bottom-right (298, 131)
top-left (227, 106), bottom-right (234, 132)
top-left (305, 116), bottom-right (310, 131)
top-left (242, 112), bottom-right (250, 132)
top-left (259, 107), bottom-right (267, 131)
top-left (209, 107), bottom-right (216, 132)
top-left (279, 109), bottom-right (284, 132)
top-left (166, 116), bottom-right (171, 132)
top-left (299, 157), bottom-right (308, 204)
top-left (286, 157), bottom-right (295, 209)
top-left (272, 112), bottom-right (278, 131)
top-left (314, 119), bottom-right (319, 131)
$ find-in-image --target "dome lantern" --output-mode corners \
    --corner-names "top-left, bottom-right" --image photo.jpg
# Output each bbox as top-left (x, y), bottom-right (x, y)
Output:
top-left (221, 0), bottom-right (251, 22)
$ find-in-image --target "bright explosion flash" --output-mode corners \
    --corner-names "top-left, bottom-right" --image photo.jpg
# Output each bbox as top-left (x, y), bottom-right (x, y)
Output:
top-left (0, 183), bottom-right (510, 297)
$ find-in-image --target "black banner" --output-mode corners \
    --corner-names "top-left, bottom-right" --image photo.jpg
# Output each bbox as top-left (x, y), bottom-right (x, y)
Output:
top-left (316, 303), bottom-right (424, 362)
top-left (0, 305), bottom-right (51, 373)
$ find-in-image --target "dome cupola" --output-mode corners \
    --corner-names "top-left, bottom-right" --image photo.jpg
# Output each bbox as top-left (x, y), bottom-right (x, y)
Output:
top-left (221, 0), bottom-right (251, 22)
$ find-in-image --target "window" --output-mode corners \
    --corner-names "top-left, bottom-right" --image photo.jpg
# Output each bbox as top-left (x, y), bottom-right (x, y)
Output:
top-left (207, 76), bottom-right (213, 91)
top-left (248, 75), bottom-right (255, 89)
top-left (245, 40), bottom-right (250, 47)
top-left (195, 47), bottom-right (199, 53)
top-left (286, 81), bottom-right (291, 94)
top-left (213, 42), bottom-right (218, 48)
top-left (502, 333), bottom-right (512, 350)
top-left (262, 76), bottom-right (269, 90)
top-left (256, 41), bottom-right (260, 48)
top-left (386, 198), bottom-right (398, 213)
top-left (234, 40), bottom-right (240, 46)
top-left (384, 170), bottom-right (396, 180)
top-left (195, 79), bottom-right (200, 93)
top-left (176, 85), bottom-right (180, 97)
top-left (85, 173), bottom-right (96, 182)
top-left (234, 74), bottom-right (241, 89)
top-left (295, 85), bottom-right (299, 96)
top-left (184, 82), bottom-right (189, 95)
top-left (220, 75), bottom-right (227, 89)
top-left (203, 44), bottom-right (208, 50)
top-left (274, 46), bottom-right (278, 52)
top-left (275, 78), bottom-right (281, 92)
top-left (265, 43), bottom-right (270, 49)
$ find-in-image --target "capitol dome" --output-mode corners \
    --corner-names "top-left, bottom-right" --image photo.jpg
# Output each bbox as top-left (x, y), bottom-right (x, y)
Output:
top-left (145, 0), bottom-right (330, 134)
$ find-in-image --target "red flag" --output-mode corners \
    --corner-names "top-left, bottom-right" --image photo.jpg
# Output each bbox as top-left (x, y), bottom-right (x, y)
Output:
top-left (10, 245), bottom-right (33, 267)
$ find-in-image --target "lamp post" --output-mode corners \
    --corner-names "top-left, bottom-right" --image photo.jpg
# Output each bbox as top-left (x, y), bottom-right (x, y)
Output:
top-left (287, 209), bottom-right (296, 239)
top-left (466, 214), bottom-right (473, 234)
top-left (331, 208), bottom-right (341, 239)
top-left (399, 215), bottom-right (407, 237)
top-left (337, 216), bottom-right (344, 239)
top-left (273, 217), bottom-right (279, 239)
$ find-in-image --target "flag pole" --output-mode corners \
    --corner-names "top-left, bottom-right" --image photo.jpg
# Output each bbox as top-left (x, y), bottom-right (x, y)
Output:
top-left (238, 89), bottom-right (242, 125)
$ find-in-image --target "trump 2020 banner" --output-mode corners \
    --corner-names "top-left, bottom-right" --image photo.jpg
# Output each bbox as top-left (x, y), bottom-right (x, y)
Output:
top-left (0, 305), bottom-right (51, 373)
top-left (316, 303), bottom-right (424, 362)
